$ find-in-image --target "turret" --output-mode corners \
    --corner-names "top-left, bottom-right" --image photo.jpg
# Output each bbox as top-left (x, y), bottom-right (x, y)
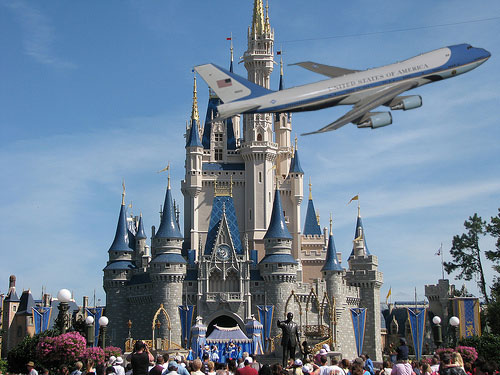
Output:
top-left (259, 189), bottom-right (298, 335)
top-left (345, 204), bottom-right (383, 360)
top-left (287, 137), bottom-right (304, 258)
top-left (1, 275), bottom-right (20, 357)
top-left (151, 176), bottom-right (186, 345)
top-left (135, 214), bottom-right (148, 268)
top-left (303, 179), bottom-right (321, 236)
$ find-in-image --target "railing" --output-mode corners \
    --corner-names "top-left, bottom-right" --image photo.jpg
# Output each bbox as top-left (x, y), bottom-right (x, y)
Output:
top-left (303, 324), bottom-right (330, 338)
top-left (205, 292), bottom-right (242, 302)
top-left (125, 338), bottom-right (182, 352)
top-left (312, 337), bottom-right (333, 354)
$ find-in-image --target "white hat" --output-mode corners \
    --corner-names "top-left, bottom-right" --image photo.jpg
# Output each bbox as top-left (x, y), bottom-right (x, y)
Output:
top-left (114, 357), bottom-right (123, 365)
top-left (319, 349), bottom-right (327, 355)
top-left (245, 357), bottom-right (253, 364)
top-left (108, 356), bottom-right (116, 364)
top-left (294, 359), bottom-right (303, 366)
top-left (302, 365), bottom-right (313, 374)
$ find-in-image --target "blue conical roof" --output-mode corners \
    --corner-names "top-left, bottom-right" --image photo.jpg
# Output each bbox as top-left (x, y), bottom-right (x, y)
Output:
top-left (303, 199), bottom-right (321, 235)
top-left (289, 149), bottom-right (304, 174)
top-left (186, 118), bottom-right (202, 148)
top-left (109, 203), bottom-right (134, 252)
top-left (156, 183), bottom-right (183, 239)
top-left (264, 189), bottom-right (292, 240)
top-left (322, 232), bottom-right (342, 272)
top-left (136, 215), bottom-right (147, 240)
top-left (350, 214), bottom-right (371, 256)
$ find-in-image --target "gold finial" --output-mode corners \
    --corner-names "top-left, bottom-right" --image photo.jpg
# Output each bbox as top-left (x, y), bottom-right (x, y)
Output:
top-left (280, 55), bottom-right (284, 76)
top-left (308, 177), bottom-right (312, 200)
top-left (252, 0), bottom-right (265, 35)
top-left (357, 195), bottom-right (361, 217)
top-left (168, 164), bottom-right (171, 190)
top-left (122, 179), bottom-right (126, 206)
top-left (191, 72), bottom-right (199, 124)
top-left (316, 213), bottom-right (320, 226)
top-left (329, 213), bottom-right (333, 235)
top-left (230, 175), bottom-right (233, 197)
top-left (294, 134), bottom-right (298, 151)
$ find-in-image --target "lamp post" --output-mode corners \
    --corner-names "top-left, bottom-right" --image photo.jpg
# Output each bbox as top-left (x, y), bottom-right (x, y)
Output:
top-left (85, 316), bottom-right (95, 347)
top-left (431, 316), bottom-right (443, 349)
top-left (56, 289), bottom-right (72, 334)
top-left (99, 316), bottom-right (109, 349)
top-left (449, 316), bottom-right (460, 348)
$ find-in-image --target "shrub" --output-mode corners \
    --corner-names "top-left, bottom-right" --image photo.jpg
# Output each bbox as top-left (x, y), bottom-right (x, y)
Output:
top-left (459, 334), bottom-right (500, 363)
top-left (82, 346), bottom-right (105, 365)
top-left (36, 331), bottom-right (86, 367)
top-left (455, 346), bottom-right (478, 363)
top-left (104, 346), bottom-right (122, 360)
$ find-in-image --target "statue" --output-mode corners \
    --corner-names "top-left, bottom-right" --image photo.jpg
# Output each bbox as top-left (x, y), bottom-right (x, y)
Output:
top-left (277, 312), bottom-right (301, 367)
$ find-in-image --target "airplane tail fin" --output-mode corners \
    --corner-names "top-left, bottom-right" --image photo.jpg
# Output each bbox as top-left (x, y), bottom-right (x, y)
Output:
top-left (195, 64), bottom-right (273, 104)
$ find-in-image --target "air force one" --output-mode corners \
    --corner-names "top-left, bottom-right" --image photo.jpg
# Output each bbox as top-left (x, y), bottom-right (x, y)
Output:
top-left (194, 44), bottom-right (490, 135)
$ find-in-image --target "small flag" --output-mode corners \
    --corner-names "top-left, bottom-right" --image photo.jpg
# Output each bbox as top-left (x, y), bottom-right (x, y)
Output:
top-left (386, 287), bottom-right (392, 304)
top-left (348, 195), bottom-right (359, 205)
top-left (226, 37), bottom-right (232, 40)
top-left (158, 164), bottom-right (170, 173)
top-left (217, 78), bottom-right (232, 88)
top-left (435, 244), bottom-right (442, 256)
top-left (277, 51), bottom-right (282, 55)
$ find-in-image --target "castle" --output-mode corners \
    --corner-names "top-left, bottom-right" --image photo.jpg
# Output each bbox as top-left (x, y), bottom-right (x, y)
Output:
top-left (103, 1), bottom-right (383, 360)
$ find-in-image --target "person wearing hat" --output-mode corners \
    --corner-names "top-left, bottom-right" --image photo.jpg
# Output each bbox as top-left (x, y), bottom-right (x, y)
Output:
top-left (27, 361), bottom-right (38, 375)
top-left (113, 357), bottom-right (125, 375)
top-left (289, 359), bottom-right (303, 375)
top-left (314, 350), bottom-right (327, 366)
top-left (236, 358), bottom-right (258, 375)
top-left (166, 362), bottom-right (179, 375)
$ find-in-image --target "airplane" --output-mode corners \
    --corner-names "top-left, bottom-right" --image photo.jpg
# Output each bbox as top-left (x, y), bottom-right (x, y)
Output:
top-left (194, 43), bottom-right (490, 135)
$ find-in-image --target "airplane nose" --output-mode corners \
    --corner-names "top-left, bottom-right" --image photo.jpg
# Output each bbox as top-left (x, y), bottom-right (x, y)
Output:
top-left (482, 48), bottom-right (491, 59)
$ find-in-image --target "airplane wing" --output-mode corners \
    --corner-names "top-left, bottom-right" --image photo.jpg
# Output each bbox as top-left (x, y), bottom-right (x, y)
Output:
top-left (301, 80), bottom-right (419, 135)
top-left (289, 61), bottom-right (360, 78)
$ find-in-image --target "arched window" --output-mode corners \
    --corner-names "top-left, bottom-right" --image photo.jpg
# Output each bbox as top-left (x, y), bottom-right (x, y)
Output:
top-left (257, 133), bottom-right (263, 141)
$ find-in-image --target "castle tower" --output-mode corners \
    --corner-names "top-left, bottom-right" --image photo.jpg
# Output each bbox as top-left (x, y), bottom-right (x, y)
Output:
top-left (1, 275), bottom-right (20, 357)
top-left (345, 206), bottom-right (383, 360)
top-left (182, 75), bottom-right (203, 251)
top-left (103, 187), bottom-right (136, 348)
top-left (286, 137), bottom-right (304, 260)
top-left (274, 58), bottom-right (292, 179)
top-left (135, 214), bottom-right (149, 269)
top-left (151, 176), bottom-right (186, 343)
top-left (241, 0), bottom-right (277, 252)
top-left (259, 188), bottom-right (298, 336)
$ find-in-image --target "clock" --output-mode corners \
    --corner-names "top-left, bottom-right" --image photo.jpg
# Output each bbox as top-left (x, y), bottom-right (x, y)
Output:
top-left (216, 244), bottom-right (231, 261)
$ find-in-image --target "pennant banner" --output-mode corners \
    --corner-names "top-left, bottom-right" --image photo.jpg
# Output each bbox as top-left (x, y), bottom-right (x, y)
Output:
top-left (350, 308), bottom-right (366, 357)
top-left (453, 298), bottom-right (481, 338)
top-left (257, 305), bottom-right (274, 352)
top-left (179, 305), bottom-right (195, 348)
top-left (407, 307), bottom-right (426, 360)
top-left (86, 307), bottom-right (104, 346)
top-left (32, 307), bottom-right (52, 334)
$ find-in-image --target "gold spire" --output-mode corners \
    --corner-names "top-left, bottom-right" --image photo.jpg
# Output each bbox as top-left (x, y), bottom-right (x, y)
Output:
top-left (308, 177), bottom-right (312, 200)
top-left (329, 213), bottom-right (333, 236)
top-left (294, 134), bottom-right (298, 151)
top-left (265, 0), bottom-right (270, 32)
top-left (252, 0), bottom-right (265, 35)
top-left (280, 55), bottom-right (284, 76)
top-left (191, 73), bottom-right (199, 123)
top-left (121, 179), bottom-right (126, 206)
top-left (357, 195), bottom-right (361, 217)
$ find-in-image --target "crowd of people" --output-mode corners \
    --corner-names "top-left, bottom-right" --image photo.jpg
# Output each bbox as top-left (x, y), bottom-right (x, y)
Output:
top-left (24, 339), bottom-right (499, 375)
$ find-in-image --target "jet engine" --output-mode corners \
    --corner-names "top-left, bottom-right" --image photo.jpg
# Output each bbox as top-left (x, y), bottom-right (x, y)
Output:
top-left (389, 95), bottom-right (422, 111)
top-left (356, 112), bottom-right (392, 129)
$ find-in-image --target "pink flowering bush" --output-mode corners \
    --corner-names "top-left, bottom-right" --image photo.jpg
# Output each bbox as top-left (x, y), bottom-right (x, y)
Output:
top-left (36, 331), bottom-right (86, 365)
top-left (436, 347), bottom-right (455, 358)
top-left (82, 346), bottom-right (105, 365)
top-left (104, 346), bottom-right (122, 360)
top-left (455, 346), bottom-right (478, 363)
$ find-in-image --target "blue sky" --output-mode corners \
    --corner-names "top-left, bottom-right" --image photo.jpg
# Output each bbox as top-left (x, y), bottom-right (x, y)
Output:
top-left (1, 1), bottom-right (499, 308)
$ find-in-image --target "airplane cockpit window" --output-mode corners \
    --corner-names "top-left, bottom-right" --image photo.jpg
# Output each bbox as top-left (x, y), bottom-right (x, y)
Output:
top-left (467, 45), bottom-right (473, 50)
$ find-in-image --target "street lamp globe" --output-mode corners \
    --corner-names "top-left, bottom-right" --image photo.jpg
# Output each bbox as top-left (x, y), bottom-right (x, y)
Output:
top-left (432, 316), bottom-right (442, 325)
top-left (449, 316), bottom-right (460, 327)
top-left (57, 289), bottom-right (72, 303)
top-left (99, 316), bottom-right (109, 327)
top-left (85, 316), bottom-right (95, 325)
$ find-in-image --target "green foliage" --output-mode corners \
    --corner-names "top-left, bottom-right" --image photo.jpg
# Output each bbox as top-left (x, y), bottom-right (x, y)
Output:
top-left (459, 334), bottom-right (500, 363)
top-left (486, 209), bottom-right (500, 273)
top-left (486, 279), bottom-right (500, 335)
top-left (0, 359), bottom-right (8, 374)
top-left (6, 329), bottom-right (58, 373)
top-left (444, 213), bottom-right (490, 303)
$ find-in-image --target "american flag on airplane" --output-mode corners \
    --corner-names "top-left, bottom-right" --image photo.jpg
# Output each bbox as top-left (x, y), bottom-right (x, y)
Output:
top-left (217, 78), bottom-right (232, 88)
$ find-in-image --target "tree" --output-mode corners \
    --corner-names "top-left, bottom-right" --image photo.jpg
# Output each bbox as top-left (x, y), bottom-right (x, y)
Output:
top-left (486, 278), bottom-right (500, 335)
top-left (444, 213), bottom-right (490, 304)
top-left (486, 208), bottom-right (500, 272)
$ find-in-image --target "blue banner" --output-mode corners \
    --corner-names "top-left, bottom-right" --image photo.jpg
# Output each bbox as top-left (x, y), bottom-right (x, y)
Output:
top-left (407, 307), bottom-right (426, 360)
top-left (453, 298), bottom-right (481, 338)
top-left (257, 305), bottom-right (274, 352)
top-left (350, 308), bottom-right (366, 357)
top-left (86, 307), bottom-right (104, 346)
top-left (32, 307), bottom-right (52, 334)
top-left (179, 305), bottom-right (194, 348)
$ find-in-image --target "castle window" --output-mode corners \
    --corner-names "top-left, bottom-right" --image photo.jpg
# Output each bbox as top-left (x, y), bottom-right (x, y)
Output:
top-left (215, 149), bottom-right (223, 161)
top-left (28, 316), bottom-right (33, 326)
top-left (249, 209), bottom-right (252, 221)
top-left (258, 172), bottom-right (262, 183)
top-left (215, 133), bottom-right (223, 142)
top-left (257, 133), bottom-right (263, 141)
top-left (17, 326), bottom-right (22, 337)
top-left (12, 305), bottom-right (17, 312)
top-left (188, 282), bottom-right (193, 286)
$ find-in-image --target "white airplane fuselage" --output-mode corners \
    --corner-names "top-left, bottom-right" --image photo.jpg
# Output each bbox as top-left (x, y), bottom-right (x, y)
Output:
top-left (216, 44), bottom-right (490, 119)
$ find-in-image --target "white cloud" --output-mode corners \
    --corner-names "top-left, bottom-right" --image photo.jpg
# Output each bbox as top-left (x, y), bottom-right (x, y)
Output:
top-left (3, 0), bottom-right (76, 69)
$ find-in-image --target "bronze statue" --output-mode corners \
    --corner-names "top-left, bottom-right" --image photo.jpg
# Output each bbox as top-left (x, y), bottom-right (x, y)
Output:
top-left (277, 312), bottom-right (301, 367)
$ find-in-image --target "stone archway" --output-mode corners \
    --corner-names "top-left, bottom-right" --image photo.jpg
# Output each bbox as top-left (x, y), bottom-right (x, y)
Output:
top-left (205, 310), bottom-right (245, 337)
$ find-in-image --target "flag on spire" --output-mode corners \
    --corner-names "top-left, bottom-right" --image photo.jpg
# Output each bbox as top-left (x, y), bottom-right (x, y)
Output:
top-left (385, 287), bottom-right (392, 304)
top-left (348, 195), bottom-right (359, 205)
top-left (435, 244), bottom-right (442, 256)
